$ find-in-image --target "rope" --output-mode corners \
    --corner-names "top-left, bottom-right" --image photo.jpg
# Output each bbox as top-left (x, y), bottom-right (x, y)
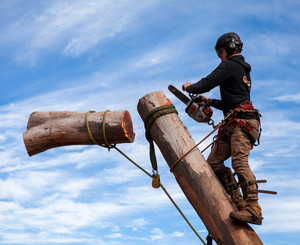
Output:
top-left (160, 183), bottom-right (207, 244)
top-left (170, 109), bottom-right (236, 172)
top-left (85, 109), bottom-right (207, 245)
top-left (85, 110), bottom-right (115, 150)
top-left (201, 141), bottom-right (214, 154)
top-left (144, 104), bottom-right (178, 172)
top-left (169, 122), bottom-right (223, 172)
top-left (86, 110), bottom-right (100, 146)
top-left (144, 104), bottom-right (177, 140)
top-left (102, 110), bottom-right (114, 148)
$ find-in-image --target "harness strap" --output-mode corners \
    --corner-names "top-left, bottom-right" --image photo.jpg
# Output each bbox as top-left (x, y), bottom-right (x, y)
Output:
top-left (213, 112), bottom-right (259, 152)
top-left (238, 100), bottom-right (254, 109)
top-left (232, 100), bottom-right (261, 117)
top-left (234, 118), bottom-right (256, 131)
top-left (214, 125), bottom-right (223, 152)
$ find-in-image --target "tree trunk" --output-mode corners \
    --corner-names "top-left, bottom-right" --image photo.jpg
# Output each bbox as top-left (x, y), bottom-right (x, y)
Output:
top-left (23, 110), bottom-right (135, 156)
top-left (137, 91), bottom-right (262, 245)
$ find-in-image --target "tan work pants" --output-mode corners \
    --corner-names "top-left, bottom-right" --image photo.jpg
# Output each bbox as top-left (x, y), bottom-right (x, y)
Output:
top-left (207, 119), bottom-right (259, 202)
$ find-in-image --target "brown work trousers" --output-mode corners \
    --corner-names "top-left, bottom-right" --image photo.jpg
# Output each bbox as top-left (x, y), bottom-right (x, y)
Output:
top-left (207, 119), bottom-right (259, 203)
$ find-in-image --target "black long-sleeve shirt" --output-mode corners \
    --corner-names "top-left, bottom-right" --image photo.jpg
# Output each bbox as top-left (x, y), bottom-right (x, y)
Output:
top-left (186, 55), bottom-right (253, 116)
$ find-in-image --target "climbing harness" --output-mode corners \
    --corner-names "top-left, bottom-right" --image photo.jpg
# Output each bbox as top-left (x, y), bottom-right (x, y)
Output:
top-left (85, 109), bottom-right (207, 245)
top-left (230, 100), bottom-right (262, 146)
top-left (207, 100), bottom-right (262, 153)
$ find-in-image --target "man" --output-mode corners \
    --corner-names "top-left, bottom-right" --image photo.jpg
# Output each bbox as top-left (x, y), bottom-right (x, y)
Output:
top-left (182, 32), bottom-right (262, 225)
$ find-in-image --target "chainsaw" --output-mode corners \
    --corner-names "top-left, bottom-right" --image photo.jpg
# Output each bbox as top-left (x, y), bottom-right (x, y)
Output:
top-left (168, 85), bottom-right (213, 124)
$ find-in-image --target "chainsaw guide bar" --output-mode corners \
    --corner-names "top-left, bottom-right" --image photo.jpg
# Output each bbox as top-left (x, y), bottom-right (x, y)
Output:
top-left (168, 85), bottom-right (213, 123)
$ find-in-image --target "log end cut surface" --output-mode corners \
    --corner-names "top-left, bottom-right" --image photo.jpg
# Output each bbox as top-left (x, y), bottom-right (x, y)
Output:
top-left (122, 110), bottom-right (135, 143)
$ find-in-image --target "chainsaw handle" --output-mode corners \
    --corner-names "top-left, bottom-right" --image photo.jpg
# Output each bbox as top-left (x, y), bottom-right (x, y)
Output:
top-left (189, 93), bottom-right (210, 103)
top-left (192, 96), bottom-right (204, 104)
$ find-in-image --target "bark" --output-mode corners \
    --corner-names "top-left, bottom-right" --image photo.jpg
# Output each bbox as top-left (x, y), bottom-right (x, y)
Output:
top-left (23, 110), bottom-right (135, 156)
top-left (137, 91), bottom-right (262, 245)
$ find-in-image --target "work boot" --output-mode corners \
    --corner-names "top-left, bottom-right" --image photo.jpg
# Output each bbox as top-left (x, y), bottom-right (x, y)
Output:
top-left (214, 167), bottom-right (246, 209)
top-left (231, 193), bottom-right (247, 211)
top-left (229, 202), bottom-right (263, 225)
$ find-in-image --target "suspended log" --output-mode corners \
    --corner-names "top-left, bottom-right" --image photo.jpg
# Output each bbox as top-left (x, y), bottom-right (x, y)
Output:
top-left (23, 110), bottom-right (135, 156)
top-left (137, 91), bottom-right (262, 245)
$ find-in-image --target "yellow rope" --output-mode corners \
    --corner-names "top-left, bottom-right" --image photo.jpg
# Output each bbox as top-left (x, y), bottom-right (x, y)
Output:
top-left (201, 141), bottom-right (214, 154)
top-left (169, 109), bottom-right (237, 173)
top-left (86, 110), bottom-right (114, 149)
top-left (85, 110), bottom-right (207, 245)
top-left (102, 110), bottom-right (112, 148)
top-left (169, 122), bottom-right (223, 172)
top-left (160, 183), bottom-right (207, 244)
top-left (114, 147), bottom-right (207, 245)
top-left (85, 110), bottom-right (101, 146)
top-left (113, 146), bottom-right (152, 178)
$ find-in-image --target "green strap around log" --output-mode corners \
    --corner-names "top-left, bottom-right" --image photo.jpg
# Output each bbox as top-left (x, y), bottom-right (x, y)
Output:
top-left (144, 104), bottom-right (178, 172)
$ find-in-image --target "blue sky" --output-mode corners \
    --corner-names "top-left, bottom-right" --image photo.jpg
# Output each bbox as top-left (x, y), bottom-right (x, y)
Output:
top-left (0, 0), bottom-right (300, 244)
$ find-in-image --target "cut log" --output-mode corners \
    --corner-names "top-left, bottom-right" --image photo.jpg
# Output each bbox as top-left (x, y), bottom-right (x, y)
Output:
top-left (137, 91), bottom-right (262, 245)
top-left (23, 110), bottom-right (135, 156)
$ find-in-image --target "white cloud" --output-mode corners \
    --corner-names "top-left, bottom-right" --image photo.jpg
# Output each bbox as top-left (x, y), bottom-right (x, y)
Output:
top-left (0, 198), bottom-right (123, 232)
top-left (150, 228), bottom-right (165, 240)
top-left (171, 231), bottom-right (185, 237)
top-left (105, 232), bottom-right (122, 239)
top-left (0, 171), bottom-right (59, 201)
top-left (0, 134), bottom-right (7, 142)
top-left (272, 93), bottom-right (300, 103)
top-left (133, 36), bottom-right (191, 69)
top-left (2, 0), bottom-right (159, 64)
top-left (259, 197), bottom-right (300, 233)
top-left (126, 218), bottom-right (149, 231)
top-left (262, 120), bottom-right (300, 139)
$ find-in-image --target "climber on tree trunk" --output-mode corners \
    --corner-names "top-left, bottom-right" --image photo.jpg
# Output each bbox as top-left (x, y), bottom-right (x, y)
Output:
top-left (182, 32), bottom-right (263, 225)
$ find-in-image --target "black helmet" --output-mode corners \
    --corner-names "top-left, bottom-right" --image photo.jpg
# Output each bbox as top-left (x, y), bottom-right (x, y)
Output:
top-left (215, 32), bottom-right (243, 56)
